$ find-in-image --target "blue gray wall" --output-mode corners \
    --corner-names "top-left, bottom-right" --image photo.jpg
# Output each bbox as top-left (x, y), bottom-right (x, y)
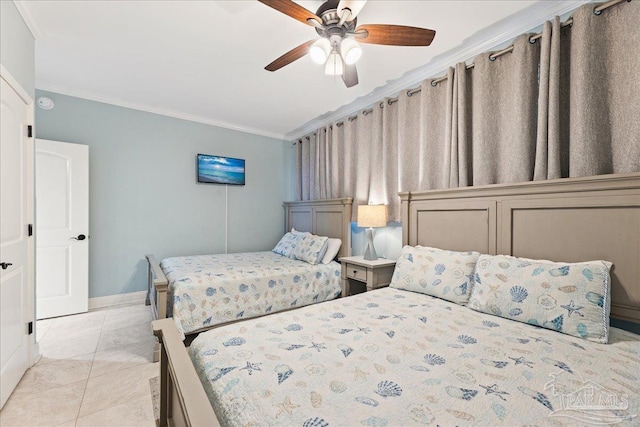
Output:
top-left (0, 1), bottom-right (35, 98)
top-left (35, 90), bottom-right (294, 298)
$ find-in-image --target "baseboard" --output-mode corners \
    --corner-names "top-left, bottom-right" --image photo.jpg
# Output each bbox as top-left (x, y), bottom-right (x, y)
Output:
top-left (89, 290), bottom-right (147, 311)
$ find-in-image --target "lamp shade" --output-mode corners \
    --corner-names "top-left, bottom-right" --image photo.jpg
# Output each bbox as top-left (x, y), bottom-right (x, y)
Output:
top-left (338, 0), bottom-right (368, 19)
top-left (310, 38), bottom-right (331, 64)
top-left (324, 51), bottom-right (344, 76)
top-left (357, 205), bottom-right (387, 228)
top-left (341, 38), bottom-right (362, 65)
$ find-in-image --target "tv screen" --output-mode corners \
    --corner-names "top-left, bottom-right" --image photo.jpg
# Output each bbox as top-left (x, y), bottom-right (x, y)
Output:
top-left (197, 154), bottom-right (245, 185)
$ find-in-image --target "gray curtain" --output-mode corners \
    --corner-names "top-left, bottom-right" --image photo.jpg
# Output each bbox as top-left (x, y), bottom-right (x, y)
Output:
top-left (397, 89), bottom-right (421, 193)
top-left (554, 2), bottom-right (640, 176)
top-left (471, 34), bottom-right (541, 185)
top-left (308, 133), bottom-right (317, 200)
top-left (534, 17), bottom-right (564, 180)
top-left (420, 71), bottom-right (453, 190)
top-left (296, 1), bottom-right (639, 223)
top-left (452, 62), bottom-right (474, 187)
top-left (300, 138), bottom-right (310, 201)
top-left (368, 103), bottom-right (384, 205)
top-left (353, 112), bottom-right (373, 221)
top-left (381, 100), bottom-right (399, 221)
top-left (329, 123), bottom-right (343, 199)
top-left (296, 140), bottom-right (303, 200)
top-left (341, 118), bottom-right (357, 204)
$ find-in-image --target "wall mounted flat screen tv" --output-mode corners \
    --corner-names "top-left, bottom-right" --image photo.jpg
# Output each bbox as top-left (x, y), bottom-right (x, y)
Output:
top-left (197, 154), bottom-right (245, 185)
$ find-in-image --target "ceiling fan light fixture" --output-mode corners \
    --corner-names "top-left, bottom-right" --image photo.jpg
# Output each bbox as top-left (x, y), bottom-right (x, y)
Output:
top-left (338, 0), bottom-right (368, 20)
top-left (259, 0), bottom-right (436, 88)
top-left (341, 38), bottom-right (362, 65)
top-left (310, 38), bottom-right (331, 64)
top-left (325, 51), bottom-right (344, 76)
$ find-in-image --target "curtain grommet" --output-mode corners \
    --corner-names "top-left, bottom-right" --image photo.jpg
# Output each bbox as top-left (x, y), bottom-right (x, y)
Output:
top-left (529, 37), bottom-right (537, 44)
top-left (593, 6), bottom-right (602, 15)
top-left (489, 55), bottom-right (496, 62)
top-left (407, 90), bottom-right (413, 97)
top-left (430, 80), bottom-right (438, 87)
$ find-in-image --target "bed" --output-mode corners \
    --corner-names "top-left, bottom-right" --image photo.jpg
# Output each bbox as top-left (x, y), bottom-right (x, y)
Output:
top-left (146, 198), bottom-right (352, 356)
top-left (153, 172), bottom-right (640, 426)
top-left (159, 251), bottom-right (343, 339)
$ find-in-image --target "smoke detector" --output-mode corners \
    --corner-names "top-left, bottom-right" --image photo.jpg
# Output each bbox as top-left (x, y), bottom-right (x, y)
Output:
top-left (37, 97), bottom-right (54, 110)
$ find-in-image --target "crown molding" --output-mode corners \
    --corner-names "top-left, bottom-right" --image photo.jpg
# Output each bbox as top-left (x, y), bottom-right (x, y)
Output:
top-left (13, 1), bottom-right (42, 39)
top-left (285, 0), bottom-right (588, 141)
top-left (36, 82), bottom-right (287, 141)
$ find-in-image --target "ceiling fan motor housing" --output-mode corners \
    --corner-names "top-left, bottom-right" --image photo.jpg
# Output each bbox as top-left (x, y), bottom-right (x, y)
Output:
top-left (314, 1), bottom-right (357, 39)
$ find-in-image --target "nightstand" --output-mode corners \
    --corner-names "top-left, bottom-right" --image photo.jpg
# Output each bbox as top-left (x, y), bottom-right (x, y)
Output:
top-left (338, 256), bottom-right (397, 296)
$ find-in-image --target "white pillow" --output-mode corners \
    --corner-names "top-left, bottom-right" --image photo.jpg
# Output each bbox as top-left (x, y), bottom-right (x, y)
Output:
top-left (291, 227), bottom-right (311, 236)
top-left (321, 238), bottom-right (342, 264)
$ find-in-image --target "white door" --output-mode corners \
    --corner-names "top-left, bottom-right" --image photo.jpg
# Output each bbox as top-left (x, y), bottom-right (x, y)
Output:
top-left (0, 76), bottom-right (31, 408)
top-left (36, 139), bottom-right (89, 319)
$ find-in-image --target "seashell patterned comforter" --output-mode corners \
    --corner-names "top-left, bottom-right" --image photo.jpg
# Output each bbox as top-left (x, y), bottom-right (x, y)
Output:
top-left (161, 251), bottom-right (342, 338)
top-left (189, 287), bottom-right (640, 426)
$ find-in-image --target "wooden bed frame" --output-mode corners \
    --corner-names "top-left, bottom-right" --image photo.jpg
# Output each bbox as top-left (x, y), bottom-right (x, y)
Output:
top-left (153, 173), bottom-right (640, 427)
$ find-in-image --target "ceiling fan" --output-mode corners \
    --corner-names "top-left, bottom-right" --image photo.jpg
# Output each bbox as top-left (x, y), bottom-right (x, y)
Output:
top-left (258, 0), bottom-right (436, 88)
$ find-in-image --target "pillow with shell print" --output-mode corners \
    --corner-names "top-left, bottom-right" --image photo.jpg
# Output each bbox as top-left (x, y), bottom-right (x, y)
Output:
top-left (390, 245), bottom-right (480, 305)
top-left (272, 232), bottom-right (300, 258)
top-left (467, 254), bottom-right (612, 343)
top-left (291, 234), bottom-right (329, 265)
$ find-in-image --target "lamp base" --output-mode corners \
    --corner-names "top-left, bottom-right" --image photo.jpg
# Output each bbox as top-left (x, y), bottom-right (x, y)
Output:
top-left (363, 228), bottom-right (378, 261)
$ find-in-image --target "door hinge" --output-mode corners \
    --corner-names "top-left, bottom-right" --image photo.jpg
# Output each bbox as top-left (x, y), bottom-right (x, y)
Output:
top-left (28, 224), bottom-right (33, 236)
top-left (28, 321), bottom-right (33, 335)
top-left (27, 125), bottom-right (33, 138)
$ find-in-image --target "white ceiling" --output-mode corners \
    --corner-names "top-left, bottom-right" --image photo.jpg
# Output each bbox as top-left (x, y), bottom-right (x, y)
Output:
top-left (20, 1), bottom-right (582, 140)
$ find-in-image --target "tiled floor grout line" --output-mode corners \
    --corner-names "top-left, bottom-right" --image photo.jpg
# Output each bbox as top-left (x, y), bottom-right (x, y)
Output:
top-left (72, 314), bottom-right (106, 426)
top-left (3, 306), bottom-right (157, 427)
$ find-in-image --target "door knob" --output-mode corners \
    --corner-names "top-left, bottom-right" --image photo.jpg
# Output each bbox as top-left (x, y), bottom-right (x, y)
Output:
top-left (0, 262), bottom-right (12, 270)
top-left (71, 234), bottom-right (87, 241)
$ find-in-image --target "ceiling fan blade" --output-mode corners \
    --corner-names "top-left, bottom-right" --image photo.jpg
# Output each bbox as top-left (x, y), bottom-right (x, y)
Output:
top-left (342, 63), bottom-right (358, 88)
top-left (265, 39), bottom-right (316, 72)
top-left (338, 0), bottom-right (368, 20)
top-left (258, 0), bottom-right (322, 26)
top-left (355, 24), bottom-right (436, 46)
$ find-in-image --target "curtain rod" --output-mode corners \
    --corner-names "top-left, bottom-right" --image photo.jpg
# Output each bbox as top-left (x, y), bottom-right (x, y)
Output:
top-left (403, 0), bottom-right (628, 95)
top-left (295, 0), bottom-right (629, 142)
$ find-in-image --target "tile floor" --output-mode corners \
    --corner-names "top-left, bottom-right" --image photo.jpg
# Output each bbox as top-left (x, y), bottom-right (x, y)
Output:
top-left (0, 304), bottom-right (158, 427)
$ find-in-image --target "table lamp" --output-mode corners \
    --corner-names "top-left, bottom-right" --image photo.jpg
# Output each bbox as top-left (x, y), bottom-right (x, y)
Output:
top-left (357, 205), bottom-right (388, 260)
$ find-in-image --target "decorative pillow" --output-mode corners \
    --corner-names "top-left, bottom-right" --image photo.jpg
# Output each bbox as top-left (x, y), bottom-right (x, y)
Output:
top-left (291, 234), bottom-right (329, 265)
top-left (467, 254), bottom-right (612, 343)
top-left (321, 238), bottom-right (342, 264)
top-left (272, 232), bottom-right (299, 258)
top-left (390, 245), bottom-right (480, 305)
